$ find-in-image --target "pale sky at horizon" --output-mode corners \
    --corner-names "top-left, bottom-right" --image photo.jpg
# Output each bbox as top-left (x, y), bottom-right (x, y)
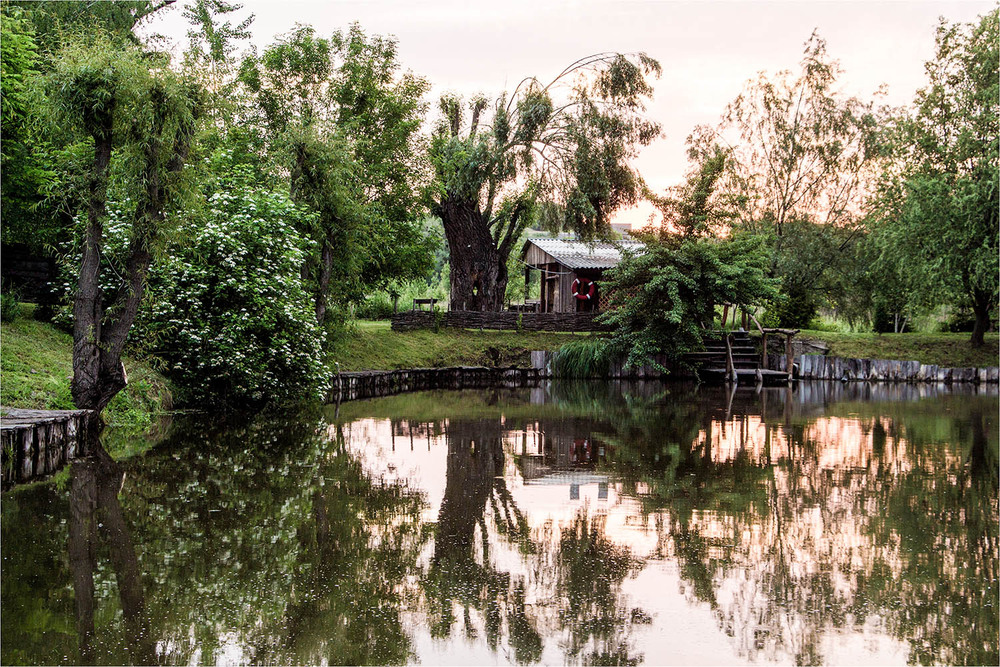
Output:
top-left (143, 0), bottom-right (995, 227)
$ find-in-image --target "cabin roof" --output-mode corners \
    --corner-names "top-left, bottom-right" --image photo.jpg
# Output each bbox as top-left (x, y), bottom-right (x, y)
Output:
top-left (522, 238), bottom-right (645, 270)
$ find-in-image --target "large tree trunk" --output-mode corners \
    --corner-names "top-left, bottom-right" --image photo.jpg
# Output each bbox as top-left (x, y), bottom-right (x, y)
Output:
top-left (438, 196), bottom-right (508, 311)
top-left (970, 289), bottom-right (993, 348)
top-left (72, 121), bottom-right (114, 411)
top-left (72, 92), bottom-right (196, 412)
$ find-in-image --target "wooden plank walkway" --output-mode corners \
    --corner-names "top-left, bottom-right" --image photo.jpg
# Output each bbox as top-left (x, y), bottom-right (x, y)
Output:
top-left (1, 407), bottom-right (98, 490)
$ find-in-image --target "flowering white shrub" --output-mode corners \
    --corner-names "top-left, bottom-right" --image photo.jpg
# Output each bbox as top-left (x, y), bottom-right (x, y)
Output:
top-left (56, 161), bottom-right (331, 408)
top-left (143, 186), bottom-right (329, 406)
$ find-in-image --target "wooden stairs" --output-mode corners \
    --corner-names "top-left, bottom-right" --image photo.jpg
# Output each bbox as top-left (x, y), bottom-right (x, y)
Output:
top-left (685, 330), bottom-right (790, 385)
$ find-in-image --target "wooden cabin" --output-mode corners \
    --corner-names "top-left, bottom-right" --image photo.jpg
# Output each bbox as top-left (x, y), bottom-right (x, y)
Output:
top-left (520, 238), bottom-right (644, 313)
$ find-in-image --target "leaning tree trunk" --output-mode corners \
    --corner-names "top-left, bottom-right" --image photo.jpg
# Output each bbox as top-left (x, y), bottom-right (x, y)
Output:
top-left (437, 195), bottom-right (508, 312)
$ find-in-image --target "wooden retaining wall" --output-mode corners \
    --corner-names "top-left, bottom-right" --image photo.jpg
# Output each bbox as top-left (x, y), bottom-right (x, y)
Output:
top-left (390, 310), bottom-right (613, 332)
top-left (329, 366), bottom-right (542, 402)
top-left (1, 407), bottom-right (98, 490)
top-left (769, 353), bottom-right (1000, 383)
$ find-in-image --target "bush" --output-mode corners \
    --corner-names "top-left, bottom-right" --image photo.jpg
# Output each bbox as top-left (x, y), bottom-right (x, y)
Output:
top-left (942, 308), bottom-right (977, 333)
top-left (766, 282), bottom-right (817, 329)
top-left (355, 293), bottom-right (394, 320)
top-left (141, 186), bottom-right (328, 407)
top-left (601, 232), bottom-right (779, 369)
top-left (0, 283), bottom-right (21, 322)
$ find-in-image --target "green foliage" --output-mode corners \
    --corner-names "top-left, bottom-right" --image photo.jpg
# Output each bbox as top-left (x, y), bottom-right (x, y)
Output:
top-left (431, 53), bottom-right (661, 240)
top-left (645, 139), bottom-right (733, 237)
top-left (240, 23), bottom-right (436, 316)
top-left (766, 281), bottom-right (817, 329)
top-left (1, 283), bottom-right (23, 322)
top-left (600, 233), bottom-right (779, 369)
top-left (719, 33), bottom-right (887, 237)
top-left (551, 338), bottom-right (612, 378)
top-left (0, 6), bottom-right (56, 248)
top-left (681, 33), bottom-right (889, 324)
top-left (137, 161), bottom-right (329, 407)
top-left (430, 53), bottom-right (660, 309)
top-left (432, 305), bottom-right (444, 333)
top-left (868, 10), bottom-right (999, 345)
top-left (182, 0), bottom-right (252, 69)
top-left (51, 152), bottom-right (329, 408)
top-left (10, 0), bottom-right (173, 52)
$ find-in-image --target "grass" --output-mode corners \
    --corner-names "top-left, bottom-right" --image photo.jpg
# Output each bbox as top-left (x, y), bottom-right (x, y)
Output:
top-left (343, 320), bottom-right (999, 372)
top-left (333, 320), bottom-right (596, 371)
top-left (794, 329), bottom-right (999, 368)
top-left (1, 305), bottom-right (173, 433)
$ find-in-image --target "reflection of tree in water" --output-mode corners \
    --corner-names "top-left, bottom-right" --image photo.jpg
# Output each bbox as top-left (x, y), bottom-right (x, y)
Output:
top-left (555, 510), bottom-right (645, 666)
top-left (92, 413), bottom-right (428, 665)
top-left (859, 404), bottom-right (998, 666)
top-left (603, 390), bottom-right (998, 666)
top-left (67, 444), bottom-right (156, 665)
top-left (426, 418), bottom-right (543, 663)
top-left (427, 417), bottom-right (648, 665)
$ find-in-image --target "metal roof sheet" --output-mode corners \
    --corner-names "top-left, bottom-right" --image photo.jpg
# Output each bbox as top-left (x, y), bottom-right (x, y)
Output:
top-left (522, 238), bottom-right (645, 270)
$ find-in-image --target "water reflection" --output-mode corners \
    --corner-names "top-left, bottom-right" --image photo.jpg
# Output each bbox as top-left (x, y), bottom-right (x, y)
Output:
top-left (2, 382), bottom-right (997, 665)
top-left (68, 446), bottom-right (154, 665)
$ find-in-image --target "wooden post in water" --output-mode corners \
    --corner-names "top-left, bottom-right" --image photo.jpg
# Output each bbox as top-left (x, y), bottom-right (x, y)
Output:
top-left (785, 334), bottom-right (794, 383)
top-left (724, 333), bottom-right (737, 384)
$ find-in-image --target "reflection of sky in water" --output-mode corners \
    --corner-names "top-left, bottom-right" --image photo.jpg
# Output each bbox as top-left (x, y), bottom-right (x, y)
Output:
top-left (339, 398), bottom-right (989, 666)
top-left (2, 384), bottom-right (996, 666)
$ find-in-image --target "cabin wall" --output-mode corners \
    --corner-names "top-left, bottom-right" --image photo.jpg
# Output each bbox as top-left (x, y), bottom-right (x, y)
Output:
top-left (558, 271), bottom-right (574, 312)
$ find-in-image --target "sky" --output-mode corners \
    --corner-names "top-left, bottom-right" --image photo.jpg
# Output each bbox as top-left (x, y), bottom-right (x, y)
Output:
top-left (143, 0), bottom-right (995, 227)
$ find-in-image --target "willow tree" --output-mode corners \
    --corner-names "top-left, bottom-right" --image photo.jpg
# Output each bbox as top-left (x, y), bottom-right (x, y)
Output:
top-left (48, 40), bottom-right (201, 411)
top-left (430, 53), bottom-right (661, 311)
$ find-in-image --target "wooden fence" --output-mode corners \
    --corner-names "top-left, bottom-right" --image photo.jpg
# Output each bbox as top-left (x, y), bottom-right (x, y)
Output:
top-left (329, 366), bottom-right (541, 402)
top-left (390, 310), bottom-right (612, 332)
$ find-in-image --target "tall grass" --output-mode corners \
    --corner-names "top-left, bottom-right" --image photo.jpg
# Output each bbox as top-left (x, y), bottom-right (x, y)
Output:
top-left (551, 338), bottom-right (613, 378)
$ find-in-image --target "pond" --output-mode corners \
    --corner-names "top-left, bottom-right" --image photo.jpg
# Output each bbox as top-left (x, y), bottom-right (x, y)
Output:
top-left (2, 381), bottom-right (997, 666)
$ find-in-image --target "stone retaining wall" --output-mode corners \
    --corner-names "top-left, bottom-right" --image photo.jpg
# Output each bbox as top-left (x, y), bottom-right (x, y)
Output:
top-left (390, 310), bottom-right (613, 332)
top-left (769, 353), bottom-right (999, 383)
top-left (329, 366), bottom-right (542, 402)
top-left (1, 407), bottom-right (98, 490)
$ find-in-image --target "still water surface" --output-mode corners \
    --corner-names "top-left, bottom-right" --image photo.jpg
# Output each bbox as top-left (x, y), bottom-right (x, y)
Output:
top-left (2, 381), bottom-right (997, 666)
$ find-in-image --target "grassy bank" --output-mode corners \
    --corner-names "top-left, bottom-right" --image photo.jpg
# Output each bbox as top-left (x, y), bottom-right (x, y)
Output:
top-left (333, 320), bottom-right (594, 371)
top-left (796, 330), bottom-right (999, 368)
top-left (1, 306), bottom-right (173, 431)
top-left (340, 321), bottom-right (998, 372)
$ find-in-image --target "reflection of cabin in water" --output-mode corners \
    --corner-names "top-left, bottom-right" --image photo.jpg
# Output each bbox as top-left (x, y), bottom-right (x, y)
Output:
top-left (510, 420), bottom-right (611, 500)
top-left (521, 238), bottom-right (644, 313)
